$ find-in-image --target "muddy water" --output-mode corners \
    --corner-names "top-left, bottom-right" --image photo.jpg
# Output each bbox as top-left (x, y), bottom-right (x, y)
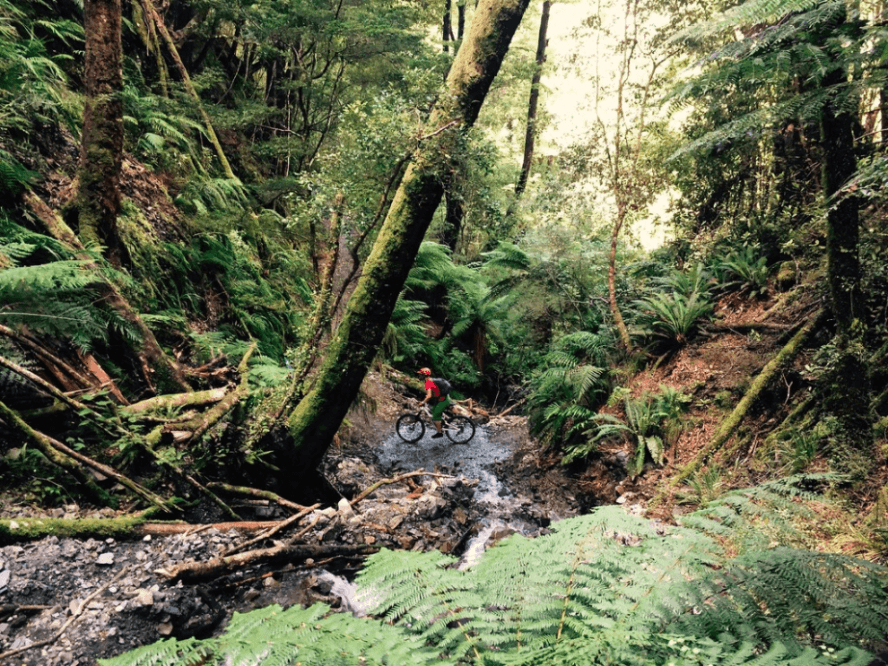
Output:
top-left (375, 424), bottom-right (544, 568)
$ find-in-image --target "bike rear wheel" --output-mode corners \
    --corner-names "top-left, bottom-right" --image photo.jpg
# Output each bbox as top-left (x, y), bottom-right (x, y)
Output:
top-left (396, 413), bottom-right (425, 443)
top-left (445, 415), bottom-right (475, 444)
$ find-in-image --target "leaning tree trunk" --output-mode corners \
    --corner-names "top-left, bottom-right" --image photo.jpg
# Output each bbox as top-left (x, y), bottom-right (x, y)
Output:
top-left (284, 0), bottom-right (531, 479)
top-left (820, 53), bottom-right (872, 465)
top-left (77, 0), bottom-right (127, 268)
top-left (514, 0), bottom-right (550, 199)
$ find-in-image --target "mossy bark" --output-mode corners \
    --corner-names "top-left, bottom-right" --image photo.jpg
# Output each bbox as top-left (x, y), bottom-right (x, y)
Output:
top-left (0, 401), bottom-right (114, 507)
top-left (143, 0), bottom-right (236, 180)
top-left (285, 0), bottom-right (531, 478)
top-left (0, 513), bottom-right (150, 544)
top-left (23, 192), bottom-right (190, 393)
top-left (650, 311), bottom-right (822, 508)
top-left (78, 0), bottom-right (128, 268)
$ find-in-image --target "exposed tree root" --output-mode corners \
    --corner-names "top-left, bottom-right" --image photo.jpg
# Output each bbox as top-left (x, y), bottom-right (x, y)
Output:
top-left (648, 310), bottom-right (822, 511)
top-left (157, 543), bottom-right (376, 582)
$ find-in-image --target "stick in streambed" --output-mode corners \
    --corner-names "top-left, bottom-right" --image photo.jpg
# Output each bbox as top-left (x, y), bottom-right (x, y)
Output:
top-left (156, 543), bottom-right (376, 582)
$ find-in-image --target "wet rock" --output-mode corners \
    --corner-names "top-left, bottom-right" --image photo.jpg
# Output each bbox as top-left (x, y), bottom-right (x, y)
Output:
top-left (337, 498), bottom-right (355, 521)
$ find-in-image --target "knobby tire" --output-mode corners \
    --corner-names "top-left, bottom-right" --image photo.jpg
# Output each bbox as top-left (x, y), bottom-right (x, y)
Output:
top-left (445, 415), bottom-right (475, 444)
top-left (396, 413), bottom-right (425, 443)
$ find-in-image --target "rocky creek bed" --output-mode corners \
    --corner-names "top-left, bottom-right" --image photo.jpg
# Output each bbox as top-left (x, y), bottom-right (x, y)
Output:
top-left (0, 414), bottom-right (602, 665)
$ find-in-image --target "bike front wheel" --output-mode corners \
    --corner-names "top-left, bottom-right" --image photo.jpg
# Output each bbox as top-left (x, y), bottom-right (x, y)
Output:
top-left (445, 415), bottom-right (475, 444)
top-left (396, 413), bottom-right (425, 443)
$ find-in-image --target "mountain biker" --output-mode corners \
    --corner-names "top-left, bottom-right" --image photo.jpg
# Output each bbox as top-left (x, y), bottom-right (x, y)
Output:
top-left (417, 367), bottom-right (451, 439)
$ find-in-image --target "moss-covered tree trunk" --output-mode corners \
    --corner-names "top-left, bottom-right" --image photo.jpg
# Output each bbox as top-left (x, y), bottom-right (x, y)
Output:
top-left (77, 0), bottom-right (127, 268)
top-left (819, 18), bottom-right (873, 472)
top-left (284, 0), bottom-right (531, 480)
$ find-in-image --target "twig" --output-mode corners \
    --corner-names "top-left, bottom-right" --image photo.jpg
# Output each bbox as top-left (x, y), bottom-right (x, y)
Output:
top-left (206, 483), bottom-right (307, 513)
top-left (223, 503), bottom-right (320, 556)
top-left (497, 398), bottom-right (526, 418)
top-left (350, 469), bottom-right (454, 506)
top-left (0, 567), bottom-right (128, 661)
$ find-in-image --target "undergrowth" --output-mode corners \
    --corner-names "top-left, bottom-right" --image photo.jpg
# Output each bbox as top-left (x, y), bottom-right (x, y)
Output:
top-left (101, 476), bottom-right (888, 666)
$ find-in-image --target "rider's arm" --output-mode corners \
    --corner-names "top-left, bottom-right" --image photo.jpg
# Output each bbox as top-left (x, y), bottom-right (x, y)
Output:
top-left (419, 387), bottom-right (433, 406)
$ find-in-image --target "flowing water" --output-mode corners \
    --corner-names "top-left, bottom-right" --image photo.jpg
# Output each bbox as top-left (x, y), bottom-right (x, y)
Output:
top-left (376, 423), bottom-right (540, 569)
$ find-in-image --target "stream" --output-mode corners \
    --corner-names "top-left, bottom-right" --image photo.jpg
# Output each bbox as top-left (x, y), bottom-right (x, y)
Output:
top-left (374, 424), bottom-right (559, 569)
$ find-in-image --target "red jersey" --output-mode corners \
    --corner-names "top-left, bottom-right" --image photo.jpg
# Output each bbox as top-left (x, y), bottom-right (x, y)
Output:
top-left (424, 378), bottom-right (445, 401)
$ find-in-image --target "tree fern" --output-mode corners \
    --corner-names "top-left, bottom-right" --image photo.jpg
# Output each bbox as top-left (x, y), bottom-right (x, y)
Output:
top-left (103, 504), bottom-right (888, 666)
top-left (0, 222), bottom-right (138, 347)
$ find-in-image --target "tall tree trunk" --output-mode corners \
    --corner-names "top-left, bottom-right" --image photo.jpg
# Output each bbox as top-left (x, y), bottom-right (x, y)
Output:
top-left (440, 189), bottom-right (464, 252)
top-left (819, 14), bottom-right (872, 471)
top-left (443, 0), bottom-right (453, 52)
top-left (458, 0), bottom-right (466, 40)
top-left (284, 0), bottom-right (531, 482)
top-left (608, 204), bottom-right (632, 349)
top-left (77, 0), bottom-right (127, 268)
top-left (515, 0), bottom-right (550, 199)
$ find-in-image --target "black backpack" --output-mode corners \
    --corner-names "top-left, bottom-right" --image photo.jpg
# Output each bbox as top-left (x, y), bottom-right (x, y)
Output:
top-left (432, 377), bottom-right (452, 397)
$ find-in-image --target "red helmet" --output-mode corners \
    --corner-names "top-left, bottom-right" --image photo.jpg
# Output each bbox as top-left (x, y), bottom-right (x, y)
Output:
top-left (417, 367), bottom-right (431, 376)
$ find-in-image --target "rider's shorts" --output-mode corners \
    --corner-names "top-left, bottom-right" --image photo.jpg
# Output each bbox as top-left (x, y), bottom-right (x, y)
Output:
top-left (432, 396), bottom-right (451, 421)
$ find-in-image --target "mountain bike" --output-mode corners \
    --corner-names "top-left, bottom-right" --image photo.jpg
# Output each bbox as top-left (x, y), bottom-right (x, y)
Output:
top-left (395, 404), bottom-right (476, 444)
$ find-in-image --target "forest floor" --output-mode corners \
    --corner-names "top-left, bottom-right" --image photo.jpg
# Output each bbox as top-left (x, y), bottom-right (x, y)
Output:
top-left (1, 285), bottom-right (885, 664)
top-left (0, 374), bottom-right (588, 665)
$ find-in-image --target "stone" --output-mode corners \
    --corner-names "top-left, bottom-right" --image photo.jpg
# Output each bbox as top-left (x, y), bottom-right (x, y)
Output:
top-left (157, 622), bottom-right (173, 637)
top-left (0, 569), bottom-right (9, 592)
top-left (337, 498), bottom-right (355, 521)
top-left (96, 552), bottom-right (114, 565)
top-left (134, 589), bottom-right (154, 606)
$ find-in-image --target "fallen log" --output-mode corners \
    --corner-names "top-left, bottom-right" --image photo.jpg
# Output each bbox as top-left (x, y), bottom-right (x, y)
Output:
top-left (648, 310), bottom-right (822, 511)
top-left (0, 512), bottom-right (155, 543)
top-left (0, 401), bottom-right (115, 508)
top-left (157, 543), bottom-right (376, 582)
top-left (123, 387), bottom-right (229, 415)
top-left (206, 482), bottom-right (309, 513)
top-left (163, 344), bottom-right (255, 442)
top-left (0, 323), bottom-right (93, 390)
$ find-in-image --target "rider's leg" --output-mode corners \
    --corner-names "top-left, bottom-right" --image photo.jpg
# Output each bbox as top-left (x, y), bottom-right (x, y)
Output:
top-left (431, 397), bottom-right (449, 437)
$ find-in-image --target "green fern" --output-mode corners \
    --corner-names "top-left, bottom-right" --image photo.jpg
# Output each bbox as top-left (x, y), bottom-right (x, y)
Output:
top-left (633, 290), bottom-right (714, 348)
top-left (102, 504), bottom-right (888, 666)
top-left (712, 246), bottom-right (772, 297)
